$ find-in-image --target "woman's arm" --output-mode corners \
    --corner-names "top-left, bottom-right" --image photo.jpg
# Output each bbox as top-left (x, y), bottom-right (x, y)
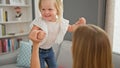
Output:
top-left (67, 17), bottom-right (86, 32)
top-left (29, 29), bottom-right (45, 68)
top-left (31, 43), bottom-right (40, 68)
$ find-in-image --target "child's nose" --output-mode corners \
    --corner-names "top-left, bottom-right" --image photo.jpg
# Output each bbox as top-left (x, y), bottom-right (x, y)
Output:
top-left (45, 10), bottom-right (49, 14)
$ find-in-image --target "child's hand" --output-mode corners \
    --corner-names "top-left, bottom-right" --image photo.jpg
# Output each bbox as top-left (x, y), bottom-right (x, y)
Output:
top-left (29, 30), bottom-right (41, 43)
top-left (68, 17), bottom-right (86, 32)
top-left (37, 30), bottom-right (46, 41)
top-left (75, 17), bottom-right (86, 25)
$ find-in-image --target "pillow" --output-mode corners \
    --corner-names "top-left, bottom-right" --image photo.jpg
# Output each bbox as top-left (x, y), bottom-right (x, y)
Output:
top-left (16, 41), bottom-right (32, 67)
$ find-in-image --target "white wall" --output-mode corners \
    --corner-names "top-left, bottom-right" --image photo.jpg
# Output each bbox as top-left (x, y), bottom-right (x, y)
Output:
top-left (34, 0), bottom-right (41, 18)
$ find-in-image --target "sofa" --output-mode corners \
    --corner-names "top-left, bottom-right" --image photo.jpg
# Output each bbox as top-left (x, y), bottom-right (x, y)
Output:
top-left (0, 40), bottom-right (72, 68)
top-left (0, 40), bottom-right (120, 68)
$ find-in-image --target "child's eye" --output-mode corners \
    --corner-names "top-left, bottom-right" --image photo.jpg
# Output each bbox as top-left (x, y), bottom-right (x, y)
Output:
top-left (48, 9), bottom-right (52, 11)
top-left (41, 9), bottom-right (45, 11)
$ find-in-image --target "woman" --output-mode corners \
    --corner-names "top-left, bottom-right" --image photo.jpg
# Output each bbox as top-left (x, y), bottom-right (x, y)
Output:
top-left (72, 24), bottom-right (113, 68)
top-left (29, 24), bottom-right (113, 68)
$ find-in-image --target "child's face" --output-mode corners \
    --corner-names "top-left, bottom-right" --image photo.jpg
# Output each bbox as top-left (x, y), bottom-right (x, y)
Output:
top-left (40, 0), bottom-right (57, 22)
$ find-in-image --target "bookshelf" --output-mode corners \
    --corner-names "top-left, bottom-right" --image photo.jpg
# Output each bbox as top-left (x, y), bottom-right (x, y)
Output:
top-left (0, 0), bottom-right (33, 53)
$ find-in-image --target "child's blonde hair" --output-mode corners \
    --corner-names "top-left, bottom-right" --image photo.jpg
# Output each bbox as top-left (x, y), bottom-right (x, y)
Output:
top-left (39, 0), bottom-right (63, 22)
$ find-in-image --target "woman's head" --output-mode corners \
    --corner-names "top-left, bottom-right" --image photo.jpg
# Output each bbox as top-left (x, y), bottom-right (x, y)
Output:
top-left (39, 0), bottom-right (63, 22)
top-left (72, 24), bottom-right (113, 68)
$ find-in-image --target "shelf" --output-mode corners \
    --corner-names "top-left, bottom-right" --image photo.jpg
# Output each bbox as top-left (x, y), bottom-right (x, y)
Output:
top-left (0, 4), bottom-right (29, 7)
top-left (0, 32), bottom-right (29, 39)
top-left (0, 20), bottom-right (32, 24)
top-left (0, 0), bottom-right (32, 55)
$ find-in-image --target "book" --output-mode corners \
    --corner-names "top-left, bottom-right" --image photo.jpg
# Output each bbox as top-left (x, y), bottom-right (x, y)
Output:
top-left (7, 38), bottom-right (11, 52)
top-left (11, 38), bottom-right (15, 52)
top-left (0, 24), bottom-right (6, 36)
top-left (0, 8), bottom-right (7, 22)
top-left (0, 24), bottom-right (2, 37)
top-left (0, 8), bottom-right (4, 22)
top-left (14, 38), bottom-right (19, 50)
top-left (0, 40), bottom-right (2, 53)
top-left (10, 0), bottom-right (25, 5)
top-left (5, 11), bottom-right (8, 22)
top-left (1, 24), bottom-right (6, 36)
top-left (0, 38), bottom-right (20, 53)
top-left (2, 39), bottom-right (7, 52)
top-left (0, 0), bottom-right (6, 4)
top-left (6, 0), bottom-right (10, 4)
top-left (9, 0), bottom-right (14, 5)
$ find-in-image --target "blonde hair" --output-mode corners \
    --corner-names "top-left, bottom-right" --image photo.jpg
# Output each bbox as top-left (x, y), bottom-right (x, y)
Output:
top-left (39, 0), bottom-right (63, 22)
top-left (72, 24), bottom-right (113, 68)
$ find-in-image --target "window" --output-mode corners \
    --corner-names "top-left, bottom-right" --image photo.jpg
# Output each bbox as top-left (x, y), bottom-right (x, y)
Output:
top-left (112, 0), bottom-right (120, 54)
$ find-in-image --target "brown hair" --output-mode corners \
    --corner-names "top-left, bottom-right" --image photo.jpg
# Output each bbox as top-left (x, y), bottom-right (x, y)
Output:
top-left (72, 24), bottom-right (113, 68)
top-left (38, 0), bottom-right (63, 22)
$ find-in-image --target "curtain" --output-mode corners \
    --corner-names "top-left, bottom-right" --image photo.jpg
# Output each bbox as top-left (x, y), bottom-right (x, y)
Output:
top-left (105, 0), bottom-right (115, 47)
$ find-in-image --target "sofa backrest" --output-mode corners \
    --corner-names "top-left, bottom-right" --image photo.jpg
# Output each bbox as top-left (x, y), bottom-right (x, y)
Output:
top-left (112, 53), bottom-right (120, 68)
top-left (57, 40), bottom-right (72, 68)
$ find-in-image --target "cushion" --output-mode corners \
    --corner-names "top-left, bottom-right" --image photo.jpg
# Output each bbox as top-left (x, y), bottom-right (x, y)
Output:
top-left (16, 41), bottom-right (32, 67)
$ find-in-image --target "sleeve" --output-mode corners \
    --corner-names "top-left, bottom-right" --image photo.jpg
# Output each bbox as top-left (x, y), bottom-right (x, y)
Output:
top-left (62, 18), bottom-right (69, 31)
top-left (29, 17), bottom-right (47, 33)
top-left (29, 17), bottom-right (41, 29)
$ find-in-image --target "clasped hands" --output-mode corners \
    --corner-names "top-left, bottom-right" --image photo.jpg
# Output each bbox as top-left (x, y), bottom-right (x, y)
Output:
top-left (29, 30), bottom-right (46, 44)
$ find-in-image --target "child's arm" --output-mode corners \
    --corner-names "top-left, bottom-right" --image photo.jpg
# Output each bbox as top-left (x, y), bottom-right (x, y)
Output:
top-left (67, 17), bottom-right (86, 32)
